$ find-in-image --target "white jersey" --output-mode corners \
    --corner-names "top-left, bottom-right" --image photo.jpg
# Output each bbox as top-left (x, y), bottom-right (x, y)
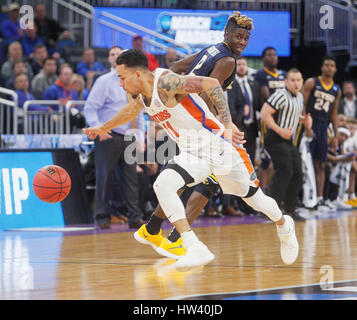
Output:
top-left (142, 68), bottom-right (259, 196)
top-left (142, 68), bottom-right (225, 156)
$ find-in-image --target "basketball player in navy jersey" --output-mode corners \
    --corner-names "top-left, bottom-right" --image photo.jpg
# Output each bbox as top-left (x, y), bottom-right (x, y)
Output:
top-left (254, 47), bottom-right (287, 194)
top-left (302, 56), bottom-right (341, 209)
top-left (255, 47), bottom-right (287, 101)
top-left (134, 12), bottom-right (254, 259)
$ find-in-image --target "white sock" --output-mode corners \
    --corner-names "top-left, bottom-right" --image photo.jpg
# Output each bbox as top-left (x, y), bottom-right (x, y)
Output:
top-left (181, 230), bottom-right (199, 249)
top-left (277, 217), bottom-right (291, 234)
top-left (317, 196), bottom-right (323, 202)
top-left (350, 193), bottom-right (356, 200)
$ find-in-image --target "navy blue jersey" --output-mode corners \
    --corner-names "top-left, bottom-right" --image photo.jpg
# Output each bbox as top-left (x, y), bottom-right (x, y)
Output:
top-left (185, 42), bottom-right (236, 91)
top-left (254, 68), bottom-right (286, 96)
top-left (306, 77), bottom-right (340, 126)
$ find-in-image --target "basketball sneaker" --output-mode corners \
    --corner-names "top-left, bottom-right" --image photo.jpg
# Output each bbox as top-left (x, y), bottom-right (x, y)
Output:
top-left (156, 238), bottom-right (187, 260)
top-left (173, 241), bottom-right (215, 272)
top-left (277, 215), bottom-right (299, 265)
top-left (134, 224), bottom-right (164, 253)
top-left (345, 198), bottom-right (357, 208)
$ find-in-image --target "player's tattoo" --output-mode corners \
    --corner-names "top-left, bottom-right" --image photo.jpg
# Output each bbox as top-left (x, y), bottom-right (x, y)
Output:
top-left (159, 74), bottom-right (182, 91)
top-left (208, 86), bottom-right (232, 123)
top-left (182, 77), bottom-right (204, 92)
top-left (158, 73), bottom-right (203, 93)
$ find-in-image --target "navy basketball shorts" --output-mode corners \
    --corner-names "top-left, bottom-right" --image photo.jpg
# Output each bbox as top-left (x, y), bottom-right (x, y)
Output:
top-left (309, 124), bottom-right (328, 162)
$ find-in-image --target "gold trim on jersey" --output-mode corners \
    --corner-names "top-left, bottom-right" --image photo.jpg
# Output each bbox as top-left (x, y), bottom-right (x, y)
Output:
top-left (263, 67), bottom-right (279, 78)
top-left (222, 41), bottom-right (232, 51)
top-left (318, 76), bottom-right (334, 92)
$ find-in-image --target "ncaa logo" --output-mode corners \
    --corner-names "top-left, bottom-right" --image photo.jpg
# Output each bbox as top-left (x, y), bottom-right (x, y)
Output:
top-left (250, 171), bottom-right (257, 181)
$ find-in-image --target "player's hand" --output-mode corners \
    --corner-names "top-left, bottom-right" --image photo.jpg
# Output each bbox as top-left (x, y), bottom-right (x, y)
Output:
top-left (83, 126), bottom-right (112, 141)
top-left (278, 127), bottom-right (293, 140)
top-left (302, 113), bottom-right (313, 129)
top-left (224, 122), bottom-right (246, 145)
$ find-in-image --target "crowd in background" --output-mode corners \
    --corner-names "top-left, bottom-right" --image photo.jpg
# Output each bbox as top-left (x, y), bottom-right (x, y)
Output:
top-left (1, 2), bottom-right (357, 227)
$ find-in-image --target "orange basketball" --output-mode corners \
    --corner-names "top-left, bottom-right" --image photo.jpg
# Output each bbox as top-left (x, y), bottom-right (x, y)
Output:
top-left (33, 165), bottom-right (71, 203)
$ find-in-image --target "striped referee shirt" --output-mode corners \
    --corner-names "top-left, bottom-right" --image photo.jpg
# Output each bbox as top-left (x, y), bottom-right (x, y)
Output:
top-left (267, 88), bottom-right (304, 134)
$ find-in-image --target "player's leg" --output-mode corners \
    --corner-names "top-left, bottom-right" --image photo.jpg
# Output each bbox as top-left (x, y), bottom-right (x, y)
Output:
top-left (137, 175), bottom-right (217, 259)
top-left (158, 178), bottom-right (217, 259)
top-left (152, 166), bottom-right (215, 271)
top-left (310, 126), bottom-right (328, 207)
top-left (314, 159), bottom-right (326, 202)
top-left (242, 187), bottom-right (299, 264)
top-left (214, 146), bottom-right (299, 265)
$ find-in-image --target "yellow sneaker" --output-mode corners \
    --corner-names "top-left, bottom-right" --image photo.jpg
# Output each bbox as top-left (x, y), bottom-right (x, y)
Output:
top-left (346, 199), bottom-right (356, 207)
top-left (134, 224), bottom-right (164, 252)
top-left (350, 198), bottom-right (357, 207)
top-left (156, 237), bottom-right (187, 260)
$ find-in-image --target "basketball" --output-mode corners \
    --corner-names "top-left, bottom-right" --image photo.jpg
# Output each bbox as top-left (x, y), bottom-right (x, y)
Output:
top-left (33, 165), bottom-right (71, 203)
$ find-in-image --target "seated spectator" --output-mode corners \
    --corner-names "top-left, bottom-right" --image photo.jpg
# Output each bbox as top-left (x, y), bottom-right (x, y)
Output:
top-left (71, 73), bottom-right (85, 100)
top-left (28, 44), bottom-right (48, 76)
top-left (70, 73), bottom-right (87, 132)
top-left (132, 35), bottom-right (160, 71)
top-left (1, 3), bottom-right (23, 47)
top-left (13, 73), bottom-right (49, 111)
top-left (83, 73), bottom-right (94, 101)
top-left (55, 30), bottom-right (78, 57)
top-left (328, 126), bottom-right (355, 209)
top-left (21, 22), bottom-right (45, 57)
top-left (31, 57), bottom-right (58, 99)
top-left (5, 58), bottom-right (32, 90)
top-left (34, 3), bottom-right (65, 50)
top-left (338, 81), bottom-right (357, 118)
top-left (43, 64), bottom-right (79, 110)
top-left (161, 48), bottom-right (179, 69)
top-left (75, 48), bottom-right (106, 81)
top-left (1, 41), bottom-right (33, 84)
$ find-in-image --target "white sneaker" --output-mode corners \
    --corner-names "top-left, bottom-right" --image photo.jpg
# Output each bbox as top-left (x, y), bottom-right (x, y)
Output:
top-left (173, 241), bottom-right (215, 272)
top-left (277, 215), bottom-right (299, 265)
top-left (324, 199), bottom-right (337, 210)
top-left (334, 197), bottom-right (352, 210)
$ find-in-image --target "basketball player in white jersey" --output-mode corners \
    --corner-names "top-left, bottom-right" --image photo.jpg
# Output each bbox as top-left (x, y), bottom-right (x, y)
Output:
top-left (83, 49), bottom-right (299, 271)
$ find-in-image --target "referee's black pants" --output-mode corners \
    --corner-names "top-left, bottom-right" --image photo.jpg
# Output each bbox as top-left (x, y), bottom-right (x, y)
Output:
top-left (265, 131), bottom-right (302, 213)
top-left (94, 132), bottom-right (143, 225)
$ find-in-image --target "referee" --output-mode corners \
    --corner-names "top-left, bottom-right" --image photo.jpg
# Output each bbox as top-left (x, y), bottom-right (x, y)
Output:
top-left (260, 68), bottom-right (313, 221)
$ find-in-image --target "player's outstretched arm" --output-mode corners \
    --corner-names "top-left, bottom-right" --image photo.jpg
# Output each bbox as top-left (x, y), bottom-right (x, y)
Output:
top-left (83, 97), bottom-right (144, 141)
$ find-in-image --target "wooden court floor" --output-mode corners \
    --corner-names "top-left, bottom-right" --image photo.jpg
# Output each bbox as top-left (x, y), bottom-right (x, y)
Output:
top-left (1, 211), bottom-right (357, 300)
